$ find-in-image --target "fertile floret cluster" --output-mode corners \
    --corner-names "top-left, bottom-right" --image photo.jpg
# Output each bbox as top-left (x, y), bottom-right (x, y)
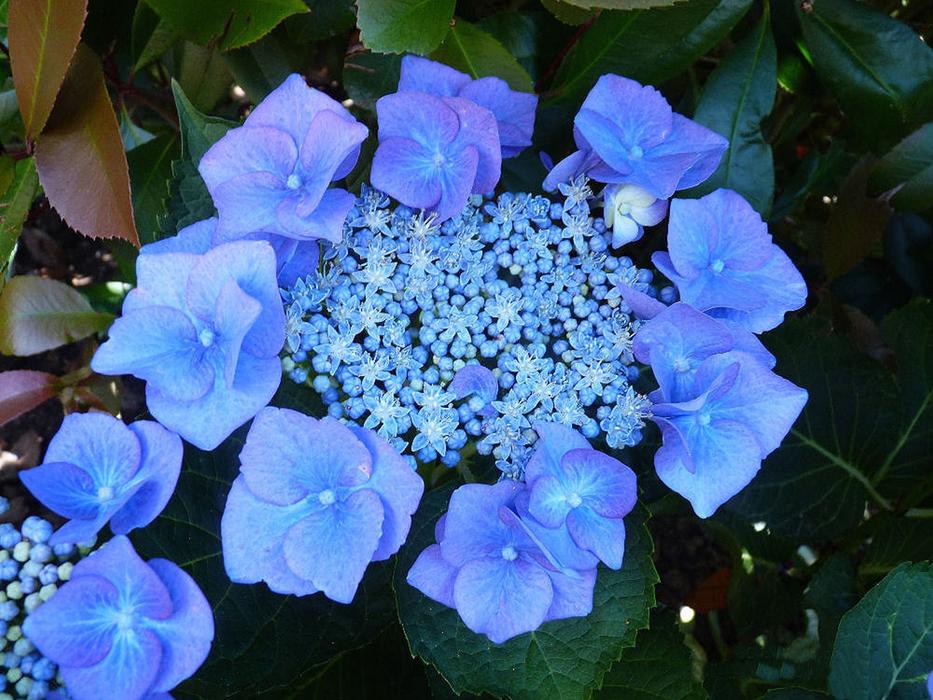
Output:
top-left (0, 499), bottom-right (92, 700)
top-left (279, 185), bottom-right (658, 477)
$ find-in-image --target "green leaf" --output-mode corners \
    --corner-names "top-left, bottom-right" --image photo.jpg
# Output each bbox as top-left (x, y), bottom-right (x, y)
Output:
top-left (356, 0), bottom-right (455, 55)
top-left (171, 78), bottom-right (236, 165)
top-left (222, 32), bottom-right (301, 104)
top-left (869, 122), bottom-right (933, 213)
top-left (861, 515), bottom-right (933, 578)
top-left (762, 691), bottom-right (832, 699)
top-left (158, 159), bottom-right (215, 238)
top-left (128, 133), bottom-right (179, 246)
top-left (344, 52), bottom-right (402, 111)
top-left (727, 318), bottom-right (899, 540)
top-left (0, 275), bottom-right (112, 356)
top-left (431, 18), bottom-right (534, 93)
top-left (131, 0), bottom-right (179, 69)
top-left (395, 487), bottom-right (657, 700)
top-left (561, 0), bottom-right (686, 8)
top-left (284, 0), bottom-right (356, 42)
top-left (145, 0), bottom-right (308, 52)
top-left (597, 611), bottom-right (706, 699)
top-left (132, 430), bottom-right (397, 699)
top-left (548, 0), bottom-right (752, 104)
top-left (540, 0), bottom-right (595, 26)
top-left (175, 42), bottom-right (232, 114)
top-left (828, 562), bottom-right (933, 699)
top-left (797, 0), bottom-right (933, 152)
top-left (689, 9), bottom-right (776, 215)
top-left (0, 156), bottom-right (38, 284)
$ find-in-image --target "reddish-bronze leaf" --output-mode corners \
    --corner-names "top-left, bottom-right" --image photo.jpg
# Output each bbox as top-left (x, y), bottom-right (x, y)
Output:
top-left (8, 0), bottom-right (88, 137)
top-left (35, 44), bottom-right (139, 247)
top-left (0, 370), bottom-right (58, 426)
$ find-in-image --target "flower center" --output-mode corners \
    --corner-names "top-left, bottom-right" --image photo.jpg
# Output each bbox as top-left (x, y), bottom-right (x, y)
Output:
top-left (432, 152), bottom-right (447, 168)
top-left (198, 328), bottom-right (215, 347)
top-left (500, 545), bottom-right (518, 561)
top-left (673, 357), bottom-right (690, 373)
top-left (696, 410), bottom-right (711, 426)
top-left (628, 145), bottom-right (644, 160)
top-left (710, 259), bottom-right (725, 274)
top-left (114, 609), bottom-right (135, 632)
top-left (96, 486), bottom-right (114, 502)
top-left (318, 489), bottom-right (336, 506)
top-left (567, 492), bottom-right (583, 508)
top-left (286, 173), bottom-right (302, 190)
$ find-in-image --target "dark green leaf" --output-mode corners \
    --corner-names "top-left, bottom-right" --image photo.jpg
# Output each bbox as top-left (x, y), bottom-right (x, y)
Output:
top-left (344, 52), bottom-right (402, 111)
top-left (176, 42), bottom-right (232, 114)
top-left (690, 9), bottom-right (776, 215)
top-left (222, 32), bottom-right (301, 104)
top-left (0, 156), bottom-right (38, 285)
top-left (561, 0), bottom-right (687, 8)
top-left (762, 691), bottom-right (832, 699)
top-left (395, 487), bottom-right (657, 700)
top-left (145, 0), bottom-right (308, 51)
top-left (170, 78), bottom-right (236, 165)
top-left (356, 0), bottom-right (455, 55)
top-left (132, 430), bottom-right (397, 699)
top-left (597, 611), bottom-right (706, 699)
top-left (828, 562), bottom-right (933, 699)
top-left (727, 318), bottom-right (899, 540)
top-left (478, 11), bottom-right (569, 84)
top-left (869, 122), bottom-right (933, 213)
top-left (158, 159), bottom-right (215, 238)
top-left (128, 133), bottom-right (179, 246)
top-left (0, 275), bottom-right (113, 356)
top-left (770, 141), bottom-right (852, 223)
top-left (283, 0), bottom-right (356, 42)
top-left (797, 0), bottom-right (933, 151)
top-left (131, 1), bottom-right (179, 69)
top-left (861, 515), bottom-right (933, 578)
top-left (541, 0), bottom-right (595, 26)
top-left (431, 19), bottom-right (534, 93)
top-left (548, 0), bottom-right (752, 103)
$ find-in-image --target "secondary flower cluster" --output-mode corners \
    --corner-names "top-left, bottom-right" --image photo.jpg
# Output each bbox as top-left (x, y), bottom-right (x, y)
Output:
top-left (221, 407), bottom-right (423, 602)
top-left (408, 423), bottom-right (637, 643)
top-left (0, 501), bottom-right (91, 700)
top-left (280, 186), bottom-right (657, 478)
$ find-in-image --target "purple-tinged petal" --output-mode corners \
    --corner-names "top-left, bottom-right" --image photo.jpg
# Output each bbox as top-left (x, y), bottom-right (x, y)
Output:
top-left (244, 74), bottom-right (354, 147)
top-left (527, 475), bottom-right (573, 529)
top-left (617, 284), bottom-right (666, 320)
top-left (407, 544), bottom-right (457, 608)
top-left (567, 506), bottom-right (627, 570)
top-left (212, 279), bottom-right (262, 387)
top-left (558, 448), bottom-right (637, 518)
top-left (458, 78), bottom-right (536, 158)
top-left (658, 114), bottom-right (728, 190)
top-left (610, 215), bottom-right (643, 248)
top-left (722, 320), bottom-right (776, 368)
top-left (574, 108), bottom-right (635, 177)
top-left (145, 352), bottom-right (281, 451)
top-left (283, 489), bottom-right (385, 604)
top-left (211, 172), bottom-right (286, 236)
top-left (48, 514), bottom-right (112, 547)
top-left (109, 422), bottom-right (182, 535)
top-left (448, 364), bottom-right (498, 405)
top-left (142, 218), bottom-right (215, 255)
top-left (579, 75), bottom-right (673, 151)
top-left (296, 110), bottom-right (369, 208)
top-left (186, 240), bottom-right (285, 358)
top-left (20, 462), bottom-right (100, 521)
top-left (453, 556), bottom-right (553, 644)
top-left (146, 559), bottom-right (214, 693)
top-left (277, 188), bottom-right (356, 243)
top-left (370, 137), bottom-right (443, 210)
top-left (543, 149), bottom-right (588, 192)
top-left (349, 426), bottom-right (423, 560)
top-left (199, 126), bottom-right (297, 190)
top-left (627, 151), bottom-right (700, 200)
top-left (220, 477), bottom-right (319, 596)
top-left (398, 55), bottom-right (470, 97)
top-left (128, 253), bottom-right (199, 314)
top-left (91, 307), bottom-right (214, 402)
top-left (71, 536), bottom-right (173, 621)
top-left (276, 240), bottom-right (321, 287)
top-left (61, 628), bottom-right (162, 700)
top-left (440, 481), bottom-right (524, 567)
top-left (543, 566), bottom-right (596, 622)
top-left (632, 198), bottom-right (668, 227)
top-left (44, 414), bottom-right (142, 488)
top-left (513, 492), bottom-right (599, 572)
top-left (377, 91), bottom-right (459, 146)
top-left (239, 408), bottom-right (372, 507)
top-left (22, 574), bottom-right (118, 668)
top-left (524, 422), bottom-right (591, 486)
top-left (433, 144), bottom-right (481, 221)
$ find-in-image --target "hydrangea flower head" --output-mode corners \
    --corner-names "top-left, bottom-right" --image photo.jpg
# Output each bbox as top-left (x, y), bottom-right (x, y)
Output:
top-left (91, 238), bottom-right (285, 450)
top-left (407, 480), bottom-right (598, 644)
top-left (652, 189), bottom-right (807, 332)
top-left (398, 55), bottom-right (537, 158)
top-left (21, 413), bottom-right (182, 546)
top-left (371, 92), bottom-right (501, 222)
top-left (634, 304), bottom-right (807, 517)
top-left (221, 407), bottom-right (424, 603)
top-left (199, 74), bottom-right (367, 253)
top-left (23, 536), bottom-right (213, 700)
top-left (544, 74), bottom-right (727, 199)
top-left (524, 423), bottom-right (637, 569)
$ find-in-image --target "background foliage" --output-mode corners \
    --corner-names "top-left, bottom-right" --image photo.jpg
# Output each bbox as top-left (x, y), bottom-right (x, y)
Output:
top-left (0, 0), bottom-right (931, 698)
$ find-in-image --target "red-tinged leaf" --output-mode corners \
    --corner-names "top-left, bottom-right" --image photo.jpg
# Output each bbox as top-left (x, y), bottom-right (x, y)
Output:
top-left (0, 275), bottom-right (114, 356)
top-left (35, 44), bottom-right (139, 247)
top-left (0, 370), bottom-right (58, 426)
top-left (8, 0), bottom-right (88, 137)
